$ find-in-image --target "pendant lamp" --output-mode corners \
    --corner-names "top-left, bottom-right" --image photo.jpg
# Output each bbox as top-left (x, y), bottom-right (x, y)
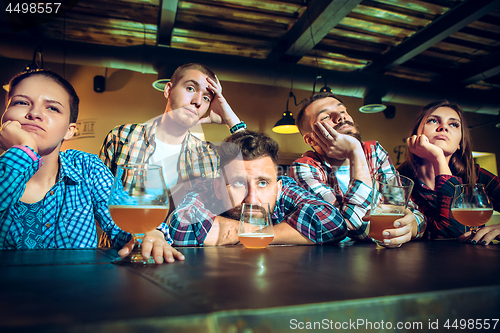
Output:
top-left (272, 92), bottom-right (300, 134)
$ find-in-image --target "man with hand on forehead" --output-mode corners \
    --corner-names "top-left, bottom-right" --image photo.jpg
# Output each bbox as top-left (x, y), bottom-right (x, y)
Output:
top-left (168, 130), bottom-right (347, 246)
top-left (99, 63), bottom-right (246, 213)
top-left (290, 92), bottom-right (426, 248)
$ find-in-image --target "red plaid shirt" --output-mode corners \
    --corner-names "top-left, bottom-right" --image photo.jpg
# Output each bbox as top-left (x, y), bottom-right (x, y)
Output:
top-left (291, 141), bottom-right (426, 240)
top-left (398, 164), bottom-right (500, 239)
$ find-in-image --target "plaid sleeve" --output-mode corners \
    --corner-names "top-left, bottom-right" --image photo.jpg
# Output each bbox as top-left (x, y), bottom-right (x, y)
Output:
top-left (99, 128), bottom-right (118, 175)
top-left (0, 146), bottom-right (41, 212)
top-left (431, 167), bottom-right (500, 239)
top-left (369, 142), bottom-right (427, 240)
top-left (167, 187), bottom-right (217, 246)
top-left (277, 178), bottom-right (347, 244)
top-left (88, 153), bottom-right (132, 248)
top-left (342, 179), bottom-right (371, 240)
top-left (432, 174), bottom-right (466, 237)
top-left (291, 157), bottom-right (370, 240)
top-left (290, 161), bottom-right (338, 204)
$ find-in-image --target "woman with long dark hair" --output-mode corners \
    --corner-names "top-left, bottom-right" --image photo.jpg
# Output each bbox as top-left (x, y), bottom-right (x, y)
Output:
top-left (398, 101), bottom-right (500, 244)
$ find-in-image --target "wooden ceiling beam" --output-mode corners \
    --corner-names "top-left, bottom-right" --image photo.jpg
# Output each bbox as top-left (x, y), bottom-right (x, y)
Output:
top-left (157, 0), bottom-right (179, 46)
top-left (363, 0), bottom-right (500, 73)
top-left (266, 0), bottom-right (363, 62)
top-left (443, 49), bottom-right (500, 86)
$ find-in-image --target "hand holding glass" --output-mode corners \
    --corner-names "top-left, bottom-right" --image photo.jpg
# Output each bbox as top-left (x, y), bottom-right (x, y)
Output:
top-left (369, 173), bottom-right (414, 246)
top-left (238, 203), bottom-right (274, 249)
top-left (108, 164), bottom-right (169, 264)
top-left (451, 183), bottom-right (493, 235)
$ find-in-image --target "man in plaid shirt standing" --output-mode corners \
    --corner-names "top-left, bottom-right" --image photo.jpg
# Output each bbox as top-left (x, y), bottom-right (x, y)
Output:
top-left (99, 63), bottom-right (246, 210)
top-left (168, 131), bottom-right (347, 246)
top-left (290, 92), bottom-right (426, 248)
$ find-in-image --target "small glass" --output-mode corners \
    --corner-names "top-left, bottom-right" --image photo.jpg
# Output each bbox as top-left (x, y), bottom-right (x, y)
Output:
top-left (451, 183), bottom-right (493, 236)
top-left (369, 173), bottom-right (414, 246)
top-left (238, 203), bottom-right (274, 249)
top-left (108, 164), bottom-right (169, 264)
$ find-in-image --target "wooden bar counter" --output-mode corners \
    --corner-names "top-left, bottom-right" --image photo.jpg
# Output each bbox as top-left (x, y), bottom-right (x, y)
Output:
top-left (1, 240), bottom-right (499, 332)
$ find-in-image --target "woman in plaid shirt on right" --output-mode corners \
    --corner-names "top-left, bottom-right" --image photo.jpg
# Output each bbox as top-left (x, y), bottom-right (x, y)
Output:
top-left (398, 101), bottom-right (500, 245)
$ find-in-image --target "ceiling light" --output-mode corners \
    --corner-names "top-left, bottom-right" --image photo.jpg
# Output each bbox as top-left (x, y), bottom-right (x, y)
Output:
top-left (272, 92), bottom-right (299, 134)
top-left (359, 89), bottom-right (387, 113)
top-left (152, 66), bottom-right (174, 91)
top-left (312, 74), bottom-right (332, 95)
top-left (272, 111), bottom-right (299, 134)
top-left (152, 78), bottom-right (170, 91)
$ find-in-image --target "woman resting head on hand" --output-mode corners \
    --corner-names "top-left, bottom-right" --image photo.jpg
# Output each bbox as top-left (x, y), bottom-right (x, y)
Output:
top-left (397, 100), bottom-right (500, 244)
top-left (0, 69), bottom-right (184, 263)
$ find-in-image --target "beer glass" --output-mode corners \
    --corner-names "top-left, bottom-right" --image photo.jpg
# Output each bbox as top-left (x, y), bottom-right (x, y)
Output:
top-left (451, 183), bottom-right (493, 235)
top-left (369, 173), bottom-right (414, 246)
top-left (108, 164), bottom-right (169, 264)
top-left (238, 203), bottom-right (274, 249)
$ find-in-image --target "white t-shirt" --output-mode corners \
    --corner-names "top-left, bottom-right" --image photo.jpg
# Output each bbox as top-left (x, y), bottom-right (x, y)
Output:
top-left (150, 138), bottom-right (182, 189)
top-left (335, 165), bottom-right (350, 194)
top-left (335, 165), bottom-right (352, 243)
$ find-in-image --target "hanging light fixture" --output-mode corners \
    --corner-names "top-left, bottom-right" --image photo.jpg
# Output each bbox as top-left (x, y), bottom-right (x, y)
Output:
top-left (272, 92), bottom-right (300, 134)
top-left (359, 88), bottom-right (387, 113)
top-left (152, 66), bottom-right (174, 91)
top-left (312, 74), bottom-right (333, 95)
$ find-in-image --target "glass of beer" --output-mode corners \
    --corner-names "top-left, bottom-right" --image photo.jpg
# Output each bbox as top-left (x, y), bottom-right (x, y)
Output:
top-left (369, 173), bottom-right (414, 247)
top-left (451, 183), bottom-right (493, 235)
top-left (108, 164), bottom-right (169, 264)
top-left (238, 203), bottom-right (274, 249)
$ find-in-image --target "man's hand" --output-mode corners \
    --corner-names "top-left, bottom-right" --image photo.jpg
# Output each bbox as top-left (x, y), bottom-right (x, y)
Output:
top-left (312, 121), bottom-right (361, 160)
top-left (0, 120), bottom-right (38, 152)
top-left (365, 209), bottom-right (417, 248)
top-left (118, 230), bottom-right (185, 264)
top-left (198, 76), bottom-right (240, 128)
top-left (380, 209), bottom-right (417, 248)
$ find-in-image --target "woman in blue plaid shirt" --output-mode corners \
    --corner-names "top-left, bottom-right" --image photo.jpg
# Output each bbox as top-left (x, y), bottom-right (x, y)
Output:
top-left (0, 70), bottom-right (184, 264)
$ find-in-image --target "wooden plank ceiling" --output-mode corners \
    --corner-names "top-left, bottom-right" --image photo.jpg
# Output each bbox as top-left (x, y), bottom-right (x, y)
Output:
top-left (1, 0), bottom-right (500, 97)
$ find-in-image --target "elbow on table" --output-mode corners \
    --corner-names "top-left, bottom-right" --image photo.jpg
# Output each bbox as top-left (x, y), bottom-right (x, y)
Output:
top-left (316, 222), bottom-right (348, 245)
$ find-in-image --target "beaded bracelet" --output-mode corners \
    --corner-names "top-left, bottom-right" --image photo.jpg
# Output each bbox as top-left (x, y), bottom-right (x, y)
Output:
top-left (229, 121), bottom-right (247, 134)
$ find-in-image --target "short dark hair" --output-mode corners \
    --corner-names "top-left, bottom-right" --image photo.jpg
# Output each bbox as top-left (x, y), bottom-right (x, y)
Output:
top-left (170, 63), bottom-right (217, 87)
top-left (6, 69), bottom-right (79, 123)
top-left (219, 130), bottom-right (280, 168)
top-left (296, 92), bottom-right (343, 135)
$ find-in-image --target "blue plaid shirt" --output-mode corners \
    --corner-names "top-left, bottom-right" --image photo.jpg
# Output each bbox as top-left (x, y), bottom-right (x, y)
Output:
top-left (0, 146), bottom-right (171, 249)
top-left (168, 176), bottom-right (347, 246)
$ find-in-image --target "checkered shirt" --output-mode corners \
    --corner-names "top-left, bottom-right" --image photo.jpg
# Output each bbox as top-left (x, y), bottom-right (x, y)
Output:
top-left (0, 146), bottom-right (172, 249)
top-left (168, 176), bottom-right (347, 246)
top-left (290, 141), bottom-right (426, 241)
top-left (398, 164), bottom-right (500, 239)
top-left (99, 118), bottom-right (220, 188)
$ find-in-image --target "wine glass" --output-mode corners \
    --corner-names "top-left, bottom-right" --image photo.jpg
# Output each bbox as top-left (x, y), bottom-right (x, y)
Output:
top-left (369, 173), bottom-right (414, 247)
top-left (451, 183), bottom-right (493, 236)
top-left (238, 203), bottom-right (274, 249)
top-left (108, 164), bottom-right (169, 264)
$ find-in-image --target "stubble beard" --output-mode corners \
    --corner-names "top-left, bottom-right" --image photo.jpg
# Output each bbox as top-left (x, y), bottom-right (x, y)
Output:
top-left (334, 120), bottom-right (363, 144)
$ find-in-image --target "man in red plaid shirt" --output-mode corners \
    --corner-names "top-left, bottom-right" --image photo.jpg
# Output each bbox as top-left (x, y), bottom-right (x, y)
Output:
top-left (290, 92), bottom-right (426, 248)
